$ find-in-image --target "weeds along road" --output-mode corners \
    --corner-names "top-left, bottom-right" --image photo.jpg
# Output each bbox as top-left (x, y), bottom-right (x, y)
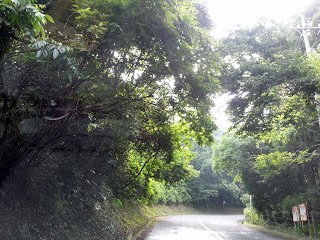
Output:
top-left (138, 214), bottom-right (285, 240)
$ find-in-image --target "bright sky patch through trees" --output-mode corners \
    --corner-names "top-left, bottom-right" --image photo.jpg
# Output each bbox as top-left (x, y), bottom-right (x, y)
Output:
top-left (204, 0), bottom-right (314, 35)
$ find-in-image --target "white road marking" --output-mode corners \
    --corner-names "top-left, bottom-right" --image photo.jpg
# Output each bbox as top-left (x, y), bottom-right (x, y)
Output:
top-left (198, 220), bottom-right (225, 240)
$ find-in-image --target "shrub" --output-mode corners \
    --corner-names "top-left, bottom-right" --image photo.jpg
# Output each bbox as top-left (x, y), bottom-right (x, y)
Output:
top-left (280, 194), bottom-right (310, 222)
top-left (244, 207), bottom-right (266, 225)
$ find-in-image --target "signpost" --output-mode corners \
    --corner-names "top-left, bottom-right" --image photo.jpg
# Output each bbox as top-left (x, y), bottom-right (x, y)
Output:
top-left (299, 203), bottom-right (308, 221)
top-left (292, 203), bottom-right (312, 237)
top-left (292, 206), bottom-right (299, 222)
top-left (292, 206), bottom-right (300, 231)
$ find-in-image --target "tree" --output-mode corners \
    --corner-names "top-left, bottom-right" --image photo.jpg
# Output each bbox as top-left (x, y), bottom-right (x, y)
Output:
top-left (187, 143), bottom-right (241, 208)
top-left (0, 0), bottom-right (54, 93)
top-left (218, 22), bottom-right (320, 216)
top-left (0, 0), bottom-right (53, 60)
top-left (213, 133), bottom-right (308, 220)
top-left (0, 0), bottom-right (220, 202)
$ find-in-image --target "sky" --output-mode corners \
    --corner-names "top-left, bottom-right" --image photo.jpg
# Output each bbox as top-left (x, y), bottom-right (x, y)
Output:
top-left (204, 0), bottom-right (315, 37)
top-left (207, 0), bottom-right (315, 131)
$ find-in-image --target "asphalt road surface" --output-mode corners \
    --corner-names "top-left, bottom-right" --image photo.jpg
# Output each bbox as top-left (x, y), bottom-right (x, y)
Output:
top-left (140, 214), bottom-right (285, 240)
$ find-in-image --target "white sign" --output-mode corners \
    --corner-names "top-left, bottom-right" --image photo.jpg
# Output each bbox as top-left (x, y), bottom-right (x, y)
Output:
top-left (299, 204), bottom-right (308, 221)
top-left (292, 206), bottom-right (299, 222)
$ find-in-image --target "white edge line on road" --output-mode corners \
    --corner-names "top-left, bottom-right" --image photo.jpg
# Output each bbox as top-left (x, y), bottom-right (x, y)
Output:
top-left (198, 221), bottom-right (225, 240)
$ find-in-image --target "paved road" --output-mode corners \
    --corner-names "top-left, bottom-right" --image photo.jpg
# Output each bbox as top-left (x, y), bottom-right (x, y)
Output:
top-left (139, 214), bottom-right (285, 240)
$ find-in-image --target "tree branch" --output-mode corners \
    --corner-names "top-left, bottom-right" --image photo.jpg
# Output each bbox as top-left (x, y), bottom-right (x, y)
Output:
top-left (120, 152), bottom-right (158, 191)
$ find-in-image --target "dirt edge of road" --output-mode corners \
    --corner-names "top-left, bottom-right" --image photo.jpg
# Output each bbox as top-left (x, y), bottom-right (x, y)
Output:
top-left (130, 217), bottom-right (157, 240)
top-left (244, 222), bottom-right (312, 240)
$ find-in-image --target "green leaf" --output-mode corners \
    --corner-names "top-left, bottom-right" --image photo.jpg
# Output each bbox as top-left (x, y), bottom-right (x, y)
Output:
top-left (45, 14), bottom-right (54, 23)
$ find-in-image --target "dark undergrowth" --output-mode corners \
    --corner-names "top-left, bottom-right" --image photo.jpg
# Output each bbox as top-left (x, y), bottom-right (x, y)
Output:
top-left (0, 166), bottom-right (198, 240)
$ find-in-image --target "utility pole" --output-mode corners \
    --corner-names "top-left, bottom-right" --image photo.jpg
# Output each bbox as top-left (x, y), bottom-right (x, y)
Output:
top-left (297, 14), bottom-right (320, 127)
top-left (300, 15), bottom-right (312, 53)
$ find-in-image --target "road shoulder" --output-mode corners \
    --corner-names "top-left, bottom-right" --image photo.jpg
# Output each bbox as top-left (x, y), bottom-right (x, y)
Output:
top-left (244, 222), bottom-right (312, 240)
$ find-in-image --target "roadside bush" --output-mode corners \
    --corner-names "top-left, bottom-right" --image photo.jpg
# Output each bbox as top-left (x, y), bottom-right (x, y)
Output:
top-left (244, 207), bottom-right (266, 225)
top-left (280, 194), bottom-right (310, 222)
top-left (240, 193), bottom-right (251, 208)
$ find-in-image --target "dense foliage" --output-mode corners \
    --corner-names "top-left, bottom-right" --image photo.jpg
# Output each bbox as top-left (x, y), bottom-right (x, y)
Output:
top-left (187, 143), bottom-right (241, 208)
top-left (0, 0), bottom-right (220, 201)
top-left (0, 1), bottom-right (226, 238)
top-left (215, 4), bottom-right (320, 226)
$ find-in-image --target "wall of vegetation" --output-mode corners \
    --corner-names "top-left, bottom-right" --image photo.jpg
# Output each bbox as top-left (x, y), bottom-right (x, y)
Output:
top-left (214, 0), bottom-right (320, 227)
top-left (0, 0), bottom-right (233, 239)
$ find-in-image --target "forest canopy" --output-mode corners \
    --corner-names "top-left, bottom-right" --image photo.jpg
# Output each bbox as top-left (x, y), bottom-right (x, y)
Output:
top-left (0, 0), bottom-right (220, 202)
top-left (214, 3), bottom-right (320, 224)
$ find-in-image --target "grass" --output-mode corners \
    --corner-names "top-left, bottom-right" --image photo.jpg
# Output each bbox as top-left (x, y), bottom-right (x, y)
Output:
top-left (244, 222), bottom-right (313, 240)
top-left (243, 207), bottom-right (315, 240)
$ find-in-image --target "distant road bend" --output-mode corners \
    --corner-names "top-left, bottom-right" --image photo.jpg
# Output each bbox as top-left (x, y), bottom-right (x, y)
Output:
top-left (139, 214), bottom-right (285, 240)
